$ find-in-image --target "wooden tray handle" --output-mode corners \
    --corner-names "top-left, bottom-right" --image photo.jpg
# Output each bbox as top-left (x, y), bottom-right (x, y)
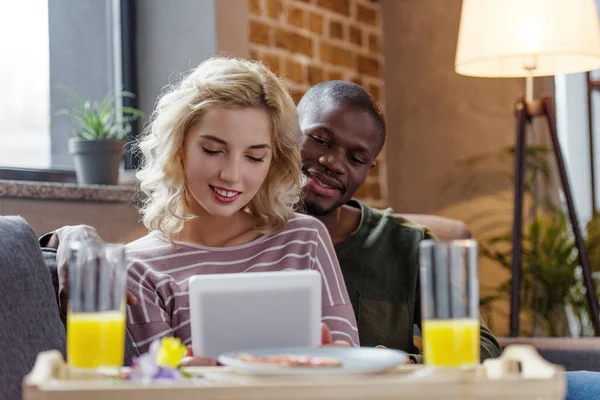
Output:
top-left (481, 344), bottom-right (563, 380)
top-left (24, 350), bottom-right (68, 386)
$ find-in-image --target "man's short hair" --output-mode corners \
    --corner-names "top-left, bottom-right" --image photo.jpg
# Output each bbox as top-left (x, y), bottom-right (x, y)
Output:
top-left (297, 81), bottom-right (386, 148)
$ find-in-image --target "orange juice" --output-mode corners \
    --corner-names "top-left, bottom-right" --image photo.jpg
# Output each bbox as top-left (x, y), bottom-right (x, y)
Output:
top-left (67, 310), bottom-right (126, 368)
top-left (422, 318), bottom-right (479, 367)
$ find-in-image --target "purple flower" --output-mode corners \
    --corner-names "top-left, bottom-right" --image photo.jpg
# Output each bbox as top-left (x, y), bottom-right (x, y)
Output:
top-left (128, 339), bottom-right (185, 383)
top-left (153, 367), bottom-right (183, 382)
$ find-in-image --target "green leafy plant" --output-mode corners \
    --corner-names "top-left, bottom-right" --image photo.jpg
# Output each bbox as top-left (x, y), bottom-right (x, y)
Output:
top-left (480, 212), bottom-right (585, 336)
top-left (453, 144), bottom-right (600, 336)
top-left (446, 145), bottom-right (556, 212)
top-left (56, 86), bottom-right (144, 140)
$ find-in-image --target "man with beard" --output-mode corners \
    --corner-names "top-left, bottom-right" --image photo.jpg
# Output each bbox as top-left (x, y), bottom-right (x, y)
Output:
top-left (48, 80), bottom-right (501, 362)
top-left (296, 81), bottom-right (501, 362)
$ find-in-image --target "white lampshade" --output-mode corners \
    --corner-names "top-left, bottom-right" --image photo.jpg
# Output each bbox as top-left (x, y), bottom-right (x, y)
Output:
top-left (455, 0), bottom-right (600, 77)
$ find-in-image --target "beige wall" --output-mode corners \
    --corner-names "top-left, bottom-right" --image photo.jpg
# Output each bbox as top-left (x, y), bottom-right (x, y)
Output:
top-left (381, 0), bottom-right (523, 214)
top-left (1, 199), bottom-right (146, 243)
top-left (380, 0), bottom-right (529, 335)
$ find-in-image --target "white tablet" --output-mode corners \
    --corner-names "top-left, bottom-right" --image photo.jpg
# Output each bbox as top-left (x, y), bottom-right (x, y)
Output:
top-left (188, 270), bottom-right (322, 359)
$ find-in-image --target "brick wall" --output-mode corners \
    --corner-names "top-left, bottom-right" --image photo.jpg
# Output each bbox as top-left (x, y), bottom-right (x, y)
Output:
top-left (248, 0), bottom-right (387, 207)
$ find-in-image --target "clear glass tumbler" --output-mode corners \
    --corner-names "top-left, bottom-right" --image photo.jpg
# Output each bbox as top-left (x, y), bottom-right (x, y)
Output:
top-left (419, 239), bottom-right (480, 368)
top-left (67, 241), bottom-right (127, 369)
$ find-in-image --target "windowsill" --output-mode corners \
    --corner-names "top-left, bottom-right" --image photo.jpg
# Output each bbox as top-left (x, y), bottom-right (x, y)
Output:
top-left (0, 180), bottom-right (136, 203)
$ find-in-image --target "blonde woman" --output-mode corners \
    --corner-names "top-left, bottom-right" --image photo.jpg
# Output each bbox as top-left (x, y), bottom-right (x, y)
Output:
top-left (54, 57), bottom-right (358, 360)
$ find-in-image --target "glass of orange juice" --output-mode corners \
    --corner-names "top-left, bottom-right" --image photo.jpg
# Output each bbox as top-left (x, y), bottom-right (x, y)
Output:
top-left (67, 241), bottom-right (127, 370)
top-left (419, 239), bottom-right (479, 368)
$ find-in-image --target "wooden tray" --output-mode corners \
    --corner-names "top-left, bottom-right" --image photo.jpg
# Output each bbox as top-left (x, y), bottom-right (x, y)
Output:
top-left (22, 345), bottom-right (565, 400)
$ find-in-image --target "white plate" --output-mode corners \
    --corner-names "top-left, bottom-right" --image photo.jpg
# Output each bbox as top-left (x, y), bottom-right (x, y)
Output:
top-left (217, 346), bottom-right (408, 376)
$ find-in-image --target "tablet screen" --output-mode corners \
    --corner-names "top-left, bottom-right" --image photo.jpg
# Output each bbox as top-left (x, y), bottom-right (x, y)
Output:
top-left (189, 270), bottom-right (322, 358)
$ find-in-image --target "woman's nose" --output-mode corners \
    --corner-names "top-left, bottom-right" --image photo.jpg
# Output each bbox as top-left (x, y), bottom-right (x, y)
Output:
top-left (219, 157), bottom-right (242, 183)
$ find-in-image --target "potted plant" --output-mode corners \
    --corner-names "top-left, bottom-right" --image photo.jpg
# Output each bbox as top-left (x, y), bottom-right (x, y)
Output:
top-left (57, 88), bottom-right (143, 185)
top-left (448, 144), bottom-right (600, 336)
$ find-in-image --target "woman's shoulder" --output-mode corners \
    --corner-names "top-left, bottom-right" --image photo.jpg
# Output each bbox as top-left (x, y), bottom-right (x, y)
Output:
top-left (125, 232), bottom-right (176, 260)
top-left (274, 213), bottom-right (329, 241)
top-left (284, 213), bottom-right (328, 231)
top-left (257, 213), bottom-right (327, 245)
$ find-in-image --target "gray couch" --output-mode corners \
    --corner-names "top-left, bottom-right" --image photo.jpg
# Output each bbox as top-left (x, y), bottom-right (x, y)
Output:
top-left (0, 216), bottom-right (66, 400)
top-left (0, 216), bottom-right (136, 400)
top-left (498, 337), bottom-right (600, 372)
top-left (2, 214), bottom-right (600, 400)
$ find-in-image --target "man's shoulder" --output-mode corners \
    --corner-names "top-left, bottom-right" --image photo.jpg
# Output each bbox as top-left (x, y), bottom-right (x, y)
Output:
top-left (336, 202), bottom-right (428, 273)
top-left (360, 202), bottom-right (432, 239)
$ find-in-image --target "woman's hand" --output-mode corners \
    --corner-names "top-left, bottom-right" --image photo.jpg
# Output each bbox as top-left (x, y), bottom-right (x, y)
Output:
top-left (321, 322), bottom-right (351, 347)
top-left (179, 346), bottom-right (219, 367)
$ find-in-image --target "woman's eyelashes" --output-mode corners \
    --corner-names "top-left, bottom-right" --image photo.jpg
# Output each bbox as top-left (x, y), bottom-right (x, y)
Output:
top-left (246, 155), bottom-right (265, 163)
top-left (202, 147), bottom-right (222, 155)
top-left (202, 147), bottom-right (265, 163)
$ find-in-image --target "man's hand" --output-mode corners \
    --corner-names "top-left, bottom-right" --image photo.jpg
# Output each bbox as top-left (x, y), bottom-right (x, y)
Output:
top-left (54, 225), bottom-right (137, 317)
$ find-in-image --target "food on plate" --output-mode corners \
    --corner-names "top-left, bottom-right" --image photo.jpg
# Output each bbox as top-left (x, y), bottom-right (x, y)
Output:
top-left (237, 353), bottom-right (343, 368)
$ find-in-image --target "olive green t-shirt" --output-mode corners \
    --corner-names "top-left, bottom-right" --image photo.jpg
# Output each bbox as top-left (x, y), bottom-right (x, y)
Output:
top-left (334, 200), bottom-right (502, 362)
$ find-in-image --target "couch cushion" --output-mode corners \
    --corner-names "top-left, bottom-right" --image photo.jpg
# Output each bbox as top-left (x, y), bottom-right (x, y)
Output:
top-left (0, 216), bottom-right (66, 400)
top-left (538, 348), bottom-right (600, 371)
top-left (400, 214), bottom-right (472, 241)
top-left (498, 337), bottom-right (600, 372)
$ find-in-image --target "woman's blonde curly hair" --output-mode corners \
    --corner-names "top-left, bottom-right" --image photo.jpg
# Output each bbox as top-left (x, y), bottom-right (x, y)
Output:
top-left (135, 57), bottom-right (302, 242)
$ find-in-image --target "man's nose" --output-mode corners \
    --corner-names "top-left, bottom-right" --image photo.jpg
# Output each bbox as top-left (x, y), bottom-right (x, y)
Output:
top-left (318, 152), bottom-right (346, 175)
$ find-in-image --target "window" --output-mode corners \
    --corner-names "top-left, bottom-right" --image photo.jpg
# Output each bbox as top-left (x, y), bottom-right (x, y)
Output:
top-left (0, 0), bottom-right (50, 168)
top-left (0, 0), bottom-right (225, 181)
top-left (555, 71), bottom-right (600, 226)
top-left (0, 0), bottom-right (126, 176)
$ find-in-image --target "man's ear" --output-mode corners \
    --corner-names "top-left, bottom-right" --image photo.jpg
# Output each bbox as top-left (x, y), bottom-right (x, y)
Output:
top-left (370, 160), bottom-right (377, 169)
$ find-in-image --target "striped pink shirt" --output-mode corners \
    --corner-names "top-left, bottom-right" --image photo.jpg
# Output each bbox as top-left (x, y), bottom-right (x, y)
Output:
top-left (125, 213), bottom-right (359, 354)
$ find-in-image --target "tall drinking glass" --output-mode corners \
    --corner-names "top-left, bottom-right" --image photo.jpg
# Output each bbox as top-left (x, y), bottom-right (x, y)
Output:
top-left (67, 241), bottom-right (127, 369)
top-left (419, 239), bottom-right (479, 368)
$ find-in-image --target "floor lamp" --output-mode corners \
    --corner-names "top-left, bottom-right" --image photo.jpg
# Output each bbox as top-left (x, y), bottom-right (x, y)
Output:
top-left (454, 0), bottom-right (600, 337)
